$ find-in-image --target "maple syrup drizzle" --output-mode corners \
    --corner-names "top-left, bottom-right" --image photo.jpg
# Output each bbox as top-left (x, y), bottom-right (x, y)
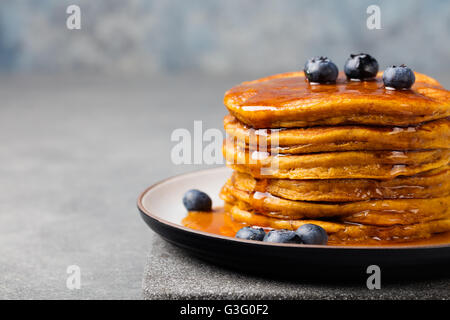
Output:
top-left (225, 73), bottom-right (449, 128)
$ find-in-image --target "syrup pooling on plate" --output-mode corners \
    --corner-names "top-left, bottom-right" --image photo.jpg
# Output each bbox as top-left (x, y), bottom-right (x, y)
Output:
top-left (182, 208), bottom-right (246, 238)
top-left (181, 207), bottom-right (450, 246)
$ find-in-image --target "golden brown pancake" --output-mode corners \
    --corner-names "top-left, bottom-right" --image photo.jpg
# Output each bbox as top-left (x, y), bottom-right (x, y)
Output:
top-left (213, 70), bottom-right (450, 244)
top-left (224, 140), bottom-right (450, 179)
top-left (224, 115), bottom-right (450, 154)
top-left (231, 168), bottom-right (450, 202)
top-left (224, 71), bottom-right (450, 128)
top-left (225, 202), bottom-right (450, 244)
top-left (220, 181), bottom-right (450, 226)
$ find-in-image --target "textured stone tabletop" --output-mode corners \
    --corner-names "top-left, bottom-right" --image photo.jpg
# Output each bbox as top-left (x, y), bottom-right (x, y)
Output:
top-left (143, 235), bottom-right (450, 300)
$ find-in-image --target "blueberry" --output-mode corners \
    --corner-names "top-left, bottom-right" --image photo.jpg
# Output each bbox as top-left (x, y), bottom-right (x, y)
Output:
top-left (295, 224), bottom-right (328, 245)
top-left (182, 189), bottom-right (212, 211)
top-left (263, 229), bottom-right (301, 244)
top-left (235, 227), bottom-right (266, 241)
top-left (382, 65), bottom-right (415, 90)
top-left (344, 53), bottom-right (379, 80)
top-left (304, 56), bottom-right (339, 84)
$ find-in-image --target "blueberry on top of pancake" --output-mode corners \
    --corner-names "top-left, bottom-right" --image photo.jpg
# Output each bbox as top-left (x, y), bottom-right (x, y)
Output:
top-left (383, 65), bottom-right (416, 90)
top-left (304, 56), bottom-right (339, 84)
top-left (344, 53), bottom-right (379, 80)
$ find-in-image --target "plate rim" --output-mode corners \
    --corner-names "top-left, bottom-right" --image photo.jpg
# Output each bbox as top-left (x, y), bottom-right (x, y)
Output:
top-left (137, 166), bottom-right (450, 251)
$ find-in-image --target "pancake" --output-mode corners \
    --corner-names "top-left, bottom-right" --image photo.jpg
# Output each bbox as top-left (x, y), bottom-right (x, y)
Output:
top-left (224, 115), bottom-right (450, 154)
top-left (231, 168), bottom-right (450, 202)
top-left (215, 69), bottom-right (450, 244)
top-left (224, 71), bottom-right (450, 128)
top-left (224, 140), bottom-right (450, 179)
top-left (220, 181), bottom-right (450, 226)
top-left (225, 202), bottom-right (450, 244)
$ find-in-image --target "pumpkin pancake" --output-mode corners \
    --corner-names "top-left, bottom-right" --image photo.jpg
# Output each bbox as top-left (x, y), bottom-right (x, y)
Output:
top-left (224, 115), bottom-right (450, 154)
top-left (214, 68), bottom-right (450, 244)
top-left (230, 168), bottom-right (450, 202)
top-left (224, 202), bottom-right (450, 244)
top-left (224, 140), bottom-right (450, 179)
top-left (224, 71), bottom-right (450, 128)
top-left (220, 181), bottom-right (450, 226)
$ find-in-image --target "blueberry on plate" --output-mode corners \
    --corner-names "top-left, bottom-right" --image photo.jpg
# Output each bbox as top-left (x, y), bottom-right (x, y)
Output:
top-left (304, 56), bottom-right (339, 84)
top-left (263, 229), bottom-right (301, 244)
top-left (295, 224), bottom-right (328, 245)
top-left (382, 65), bottom-right (415, 90)
top-left (235, 227), bottom-right (266, 241)
top-left (182, 189), bottom-right (212, 211)
top-left (344, 53), bottom-right (379, 80)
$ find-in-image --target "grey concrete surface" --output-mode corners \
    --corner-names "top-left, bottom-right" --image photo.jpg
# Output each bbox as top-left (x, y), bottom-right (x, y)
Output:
top-left (144, 235), bottom-right (450, 300)
top-left (0, 74), bottom-right (231, 299)
top-left (1, 74), bottom-right (449, 299)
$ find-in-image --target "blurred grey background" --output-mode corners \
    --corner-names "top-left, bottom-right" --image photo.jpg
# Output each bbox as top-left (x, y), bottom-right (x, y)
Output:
top-left (0, 0), bottom-right (449, 299)
top-left (0, 0), bottom-right (449, 82)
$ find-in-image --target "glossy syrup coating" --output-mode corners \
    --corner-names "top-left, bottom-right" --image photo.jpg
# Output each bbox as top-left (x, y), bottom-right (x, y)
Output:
top-left (211, 70), bottom-right (450, 245)
top-left (224, 114), bottom-right (450, 154)
top-left (224, 71), bottom-right (450, 128)
top-left (230, 168), bottom-right (450, 202)
top-left (220, 179), bottom-right (450, 225)
top-left (223, 140), bottom-right (450, 180)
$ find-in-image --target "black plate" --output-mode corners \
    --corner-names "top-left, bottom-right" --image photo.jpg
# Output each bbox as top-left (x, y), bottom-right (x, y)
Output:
top-left (138, 167), bottom-right (450, 280)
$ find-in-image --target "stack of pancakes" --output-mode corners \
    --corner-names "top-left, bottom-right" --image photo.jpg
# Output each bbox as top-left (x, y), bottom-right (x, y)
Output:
top-left (220, 71), bottom-right (450, 244)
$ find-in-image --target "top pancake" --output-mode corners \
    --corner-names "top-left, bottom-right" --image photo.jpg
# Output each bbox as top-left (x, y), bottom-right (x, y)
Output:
top-left (224, 71), bottom-right (450, 128)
